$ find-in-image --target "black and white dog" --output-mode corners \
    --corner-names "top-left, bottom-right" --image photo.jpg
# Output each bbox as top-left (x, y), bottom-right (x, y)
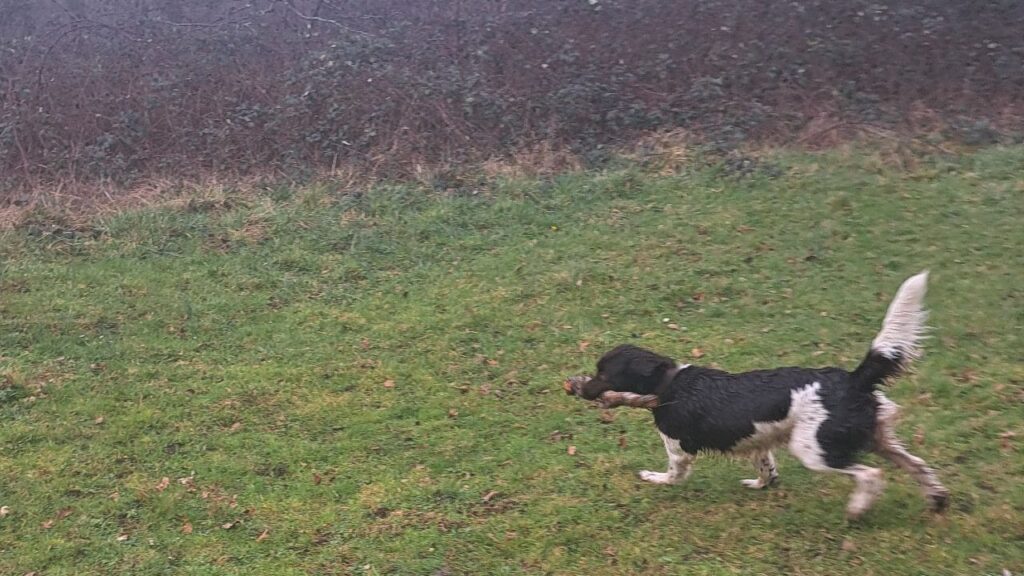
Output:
top-left (566, 272), bottom-right (949, 519)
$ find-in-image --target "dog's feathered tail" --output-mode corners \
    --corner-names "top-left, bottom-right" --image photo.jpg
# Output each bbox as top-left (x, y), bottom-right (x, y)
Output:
top-left (850, 271), bottom-right (929, 392)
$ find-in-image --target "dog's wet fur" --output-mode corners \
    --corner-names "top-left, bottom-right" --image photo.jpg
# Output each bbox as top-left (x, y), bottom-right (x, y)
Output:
top-left (568, 272), bottom-right (949, 519)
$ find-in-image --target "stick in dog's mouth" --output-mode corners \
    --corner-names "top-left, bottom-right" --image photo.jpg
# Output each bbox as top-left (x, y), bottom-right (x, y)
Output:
top-left (563, 375), bottom-right (660, 409)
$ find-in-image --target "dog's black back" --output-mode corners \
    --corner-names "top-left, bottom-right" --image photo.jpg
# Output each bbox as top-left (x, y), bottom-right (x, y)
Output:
top-left (655, 365), bottom-right (874, 463)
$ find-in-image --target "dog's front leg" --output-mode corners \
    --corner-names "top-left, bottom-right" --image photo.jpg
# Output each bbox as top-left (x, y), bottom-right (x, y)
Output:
top-left (640, 431), bottom-right (694, 485)
top-left (742, 450), bottom-right (779, 489)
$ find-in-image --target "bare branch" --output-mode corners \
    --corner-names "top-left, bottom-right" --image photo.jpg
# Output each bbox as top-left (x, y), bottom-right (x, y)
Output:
top-left (148, 5), bottom-right (256, 29)
top-left (279, 0), bottom-right (373, 37)
top-left (596, 391), bottom-right (661, 410)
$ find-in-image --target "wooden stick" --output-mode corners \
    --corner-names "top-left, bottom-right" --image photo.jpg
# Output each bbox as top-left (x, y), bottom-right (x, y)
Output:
top-left (564, 376), bottom-right (660, 409)
top-left (595, 391), bottom-right (660, 409)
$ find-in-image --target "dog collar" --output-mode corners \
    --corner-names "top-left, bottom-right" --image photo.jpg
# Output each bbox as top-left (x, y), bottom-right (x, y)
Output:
top-left (660, 363), bottom-right (690, 388)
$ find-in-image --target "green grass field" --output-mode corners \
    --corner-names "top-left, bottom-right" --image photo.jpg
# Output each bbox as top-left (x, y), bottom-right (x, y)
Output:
top-left (1, 146), bottom-right (1022, 575)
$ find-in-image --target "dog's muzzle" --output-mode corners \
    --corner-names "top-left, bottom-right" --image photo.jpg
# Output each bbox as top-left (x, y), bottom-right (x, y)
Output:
top-left (563, 375), bottom-right (592, 396)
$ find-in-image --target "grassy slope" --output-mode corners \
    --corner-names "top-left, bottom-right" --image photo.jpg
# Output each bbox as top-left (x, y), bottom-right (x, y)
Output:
top-left (1, 147), bottom-right (1022, 575)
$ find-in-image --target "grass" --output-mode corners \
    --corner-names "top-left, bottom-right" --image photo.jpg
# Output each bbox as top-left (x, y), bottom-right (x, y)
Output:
top-left (1, 146), bottom-right (1022, 575)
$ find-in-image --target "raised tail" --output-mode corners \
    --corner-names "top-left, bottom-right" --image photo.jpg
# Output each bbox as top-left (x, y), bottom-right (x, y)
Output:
top-left (849, 271), bottom-right (929, 392)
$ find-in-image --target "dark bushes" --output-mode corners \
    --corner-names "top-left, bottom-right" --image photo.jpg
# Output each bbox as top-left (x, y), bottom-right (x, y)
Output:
top-left (1, 0), bottom-right (1022, 193)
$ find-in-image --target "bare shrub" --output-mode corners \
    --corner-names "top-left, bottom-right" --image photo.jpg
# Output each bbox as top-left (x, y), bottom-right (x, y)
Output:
top-left (1, 0), bottom-right (1022, 199)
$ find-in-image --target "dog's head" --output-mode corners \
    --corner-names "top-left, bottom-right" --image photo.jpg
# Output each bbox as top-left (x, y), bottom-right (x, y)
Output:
top-left (571, 344), bottom-right (676, 400)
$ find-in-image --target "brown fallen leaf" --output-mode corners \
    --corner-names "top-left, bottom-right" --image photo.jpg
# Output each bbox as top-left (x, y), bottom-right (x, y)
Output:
top-left (691, 348), bottom-right (705, 359)
top-left (181, 521), bottom-right (193, 534)
top-left (178, 476), bottom-right (197, 492)
top-left (999, 431), bottom-right (1016, 450)
top-left (599, 410), bottom-right (616, 424)
top-left (841, 538), bottom-right (857, 552)
top-left (313, 472), bottom-right (323, 485)
top-left (94, 416), bottom-right (105, 425)
top-left (482, 491), bottom-right (499, 502)
top-left (447, 408), bottom-right (459, 419)
top-left (156, 477), bottom-right (170, 492)
top-left (578, 340), bottom-right (591, 352)
top-left (954, 369), bottom-right (979, 384)
top-left (382, 379), bottom-right (395, 389)
top-left (116, 534), bottom-right (129, 542)
top-left (42, 507), bottom-right (73, 527)
top-left (0, 506), bottom-right (10, 518)
top-left (256, 529), bottom-right (270, 542)
top-left (567, 445), bottom-right (577, 456)
top-left (229, 422), bottom-right (243, 432)
top-left (222, 520), bottom-right (238, 530)
top-left (913, 427), bottom-right (926, 446)
top-left (618, 435), bottom-right (628, 449)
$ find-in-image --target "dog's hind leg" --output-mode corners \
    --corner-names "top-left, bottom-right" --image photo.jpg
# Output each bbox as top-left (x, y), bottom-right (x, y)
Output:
top-left (790, 417), bottom-right (884, 520)
top-left (873, 395), bottom-right (950, 511)
top-left (742, 450), bottom-right (779, 489)
top-left (639, 431), bottom-right (695, 485)
top-left (793, 449), bottom-right (885, 520)
top-left (839, 464), bottom-right (886, 520)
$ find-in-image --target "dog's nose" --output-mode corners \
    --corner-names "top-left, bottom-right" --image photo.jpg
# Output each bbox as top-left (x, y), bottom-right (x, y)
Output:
top-left (563, 375), bottom-right (591, 395)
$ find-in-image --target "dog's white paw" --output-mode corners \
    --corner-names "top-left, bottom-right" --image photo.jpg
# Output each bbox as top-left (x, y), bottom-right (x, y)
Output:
top-left (741, 478), bottom-right (771, 489)
top-left (639, 470), bottom-right (678, 485)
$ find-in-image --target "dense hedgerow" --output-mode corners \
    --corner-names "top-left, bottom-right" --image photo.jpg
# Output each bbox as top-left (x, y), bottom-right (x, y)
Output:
top-left (1, 0), bottom-right (1022, 193)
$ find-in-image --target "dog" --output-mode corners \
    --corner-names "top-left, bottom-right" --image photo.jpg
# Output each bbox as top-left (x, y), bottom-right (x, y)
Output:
top-left (566, 271), bottom-right (949, 519)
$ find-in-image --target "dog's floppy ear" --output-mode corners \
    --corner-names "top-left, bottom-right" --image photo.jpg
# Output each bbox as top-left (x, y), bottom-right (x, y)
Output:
top-left (615, 344), bottom-right (673, 375)
top-left (611, 344), bottom-right (675, 394)
top-left (633, 353), bottom-right (673, 378)
top-left (633, 354), bottom-right (675, 393)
